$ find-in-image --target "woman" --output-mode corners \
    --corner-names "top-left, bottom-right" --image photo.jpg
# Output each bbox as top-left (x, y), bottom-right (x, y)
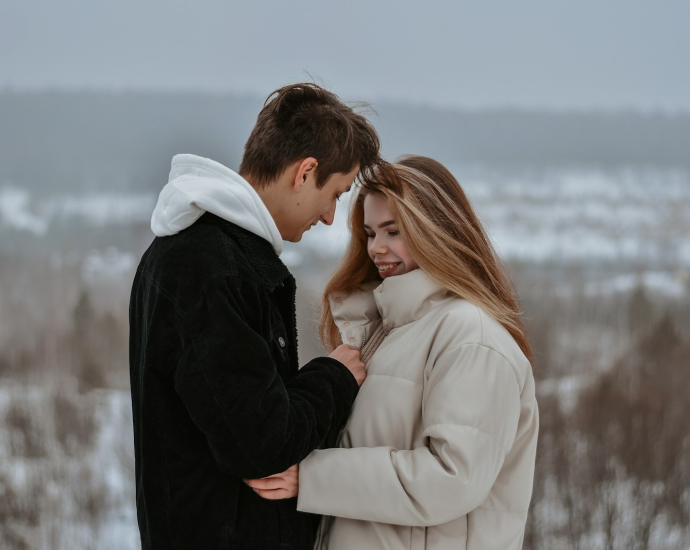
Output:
top-left (247, 156), bottom-right (539, 550)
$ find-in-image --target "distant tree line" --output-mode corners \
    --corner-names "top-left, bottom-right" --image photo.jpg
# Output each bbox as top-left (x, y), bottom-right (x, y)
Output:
top-left (1, 91), bottom-right (689, 195)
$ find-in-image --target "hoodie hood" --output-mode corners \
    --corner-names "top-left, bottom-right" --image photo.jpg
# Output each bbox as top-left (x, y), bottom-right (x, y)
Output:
top-left (151, 154), bottom-right (283, 255)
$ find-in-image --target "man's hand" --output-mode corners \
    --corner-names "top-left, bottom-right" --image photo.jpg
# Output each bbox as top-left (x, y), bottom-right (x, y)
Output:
top-left (244, 464), bottom-right (299, 500)
top-left (329, 344), bottom-right (366, 386)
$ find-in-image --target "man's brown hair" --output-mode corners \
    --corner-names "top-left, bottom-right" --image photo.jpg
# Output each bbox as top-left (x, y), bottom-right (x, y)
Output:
top-left (239, 83), bottom-right (382, 189)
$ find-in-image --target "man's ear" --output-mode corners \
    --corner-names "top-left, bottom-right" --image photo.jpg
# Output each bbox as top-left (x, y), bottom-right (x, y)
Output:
top-left (293, 157), bottom-right (319, 192)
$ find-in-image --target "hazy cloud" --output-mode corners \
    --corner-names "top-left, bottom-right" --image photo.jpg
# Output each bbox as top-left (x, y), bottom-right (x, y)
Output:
top-left (1, 0), bottom-right (689, 111)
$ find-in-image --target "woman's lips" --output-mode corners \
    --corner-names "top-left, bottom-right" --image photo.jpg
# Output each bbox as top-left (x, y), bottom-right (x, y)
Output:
top-left (376, 262), bottom-right (401, 277)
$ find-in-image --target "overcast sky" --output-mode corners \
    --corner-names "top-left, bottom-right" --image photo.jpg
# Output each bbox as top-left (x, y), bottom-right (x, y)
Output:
top-left (1, 0), bottom-right (689, 112)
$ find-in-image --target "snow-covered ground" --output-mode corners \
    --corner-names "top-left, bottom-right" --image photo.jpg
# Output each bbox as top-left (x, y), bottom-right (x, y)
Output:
top-left (286, 166), bottom-right (690, 268)
top-left (0, 187), bottom-right (156, 235)
top-left (3, 166), bottom-right (688, 271)
top-left (0, 383), bottom-right (138, 549)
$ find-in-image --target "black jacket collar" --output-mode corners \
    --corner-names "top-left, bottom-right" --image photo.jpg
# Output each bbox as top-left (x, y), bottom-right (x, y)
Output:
top-left (197, 212), bottom-right (291, 291)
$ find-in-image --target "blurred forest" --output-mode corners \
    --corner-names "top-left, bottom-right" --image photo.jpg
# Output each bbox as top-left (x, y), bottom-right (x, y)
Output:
top-left (0, 91), bottom-right (689, 549)
top-left (2, 91), bottom-right (690, 196)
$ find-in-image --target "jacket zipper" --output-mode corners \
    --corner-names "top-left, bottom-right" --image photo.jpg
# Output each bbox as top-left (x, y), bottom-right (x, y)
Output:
top-left (315, 515), bottom-right (333, 550)
top-left (315, 516), bottom-right (324, 550)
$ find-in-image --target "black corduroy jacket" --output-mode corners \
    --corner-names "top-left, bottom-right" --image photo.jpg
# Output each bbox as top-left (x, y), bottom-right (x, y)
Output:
top-left (129, 212), bottom-right (358, 549)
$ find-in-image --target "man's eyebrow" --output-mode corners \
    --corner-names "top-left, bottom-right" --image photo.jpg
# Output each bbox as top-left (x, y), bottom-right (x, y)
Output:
top-left (363, 220), bottom-right (396, 230)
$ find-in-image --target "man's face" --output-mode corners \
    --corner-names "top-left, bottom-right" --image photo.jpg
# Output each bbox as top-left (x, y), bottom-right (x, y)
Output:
top-left (284, 164), bottom-right (360, 242)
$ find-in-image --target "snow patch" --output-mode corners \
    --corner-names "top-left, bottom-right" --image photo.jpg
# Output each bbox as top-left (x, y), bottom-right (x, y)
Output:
top-left (584, 271), bottom-right (689, 298)
top-left (0, 186), bottom-right (49, 234)
top-left (81, 247), bottom-right (137, 283)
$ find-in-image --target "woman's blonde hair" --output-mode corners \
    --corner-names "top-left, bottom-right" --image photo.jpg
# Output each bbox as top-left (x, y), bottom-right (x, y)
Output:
top-left (319, 155), bottom-right (533, 364)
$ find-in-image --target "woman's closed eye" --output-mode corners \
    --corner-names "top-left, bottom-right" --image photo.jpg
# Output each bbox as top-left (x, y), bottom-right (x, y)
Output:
top-left (366, 231), bottom-right (399, 239)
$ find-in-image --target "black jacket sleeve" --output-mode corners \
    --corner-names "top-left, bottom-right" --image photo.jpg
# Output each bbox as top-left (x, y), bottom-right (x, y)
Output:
top-left (174, 274), bottom-right (359, 480)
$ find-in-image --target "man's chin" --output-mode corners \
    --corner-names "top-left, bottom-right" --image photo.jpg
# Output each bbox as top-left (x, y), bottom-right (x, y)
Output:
top-left (279, 228), bottom-right (304, 243)
top-left (285, 233), bottom-right (304, 243)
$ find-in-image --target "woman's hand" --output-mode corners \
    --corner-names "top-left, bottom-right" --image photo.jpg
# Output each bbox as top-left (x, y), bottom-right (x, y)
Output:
top-left (243, 464), bottom-right (299, 500)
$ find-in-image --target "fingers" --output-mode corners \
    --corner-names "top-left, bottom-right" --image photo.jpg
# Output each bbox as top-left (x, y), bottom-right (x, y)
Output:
top-left (243, 478), bottom-right (295, 500)
top-left (243, 464), bottom-right (299, 500)
top-left (252, 488), bottom-right (292, 500)
top-left (243, 477), bottom-right (286, 490)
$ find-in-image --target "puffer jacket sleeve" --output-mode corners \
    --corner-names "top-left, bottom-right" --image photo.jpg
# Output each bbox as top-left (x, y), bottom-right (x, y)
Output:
top-left (175, 275), bottom-right (360, 480)
top-left (296, 343), bottom-right (522, 526)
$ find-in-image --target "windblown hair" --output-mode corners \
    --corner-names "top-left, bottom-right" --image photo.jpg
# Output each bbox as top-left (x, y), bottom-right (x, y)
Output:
top-left (239, 82), bottom-right (382, 189)
top-left (319, 155), bottom-right (533, 364)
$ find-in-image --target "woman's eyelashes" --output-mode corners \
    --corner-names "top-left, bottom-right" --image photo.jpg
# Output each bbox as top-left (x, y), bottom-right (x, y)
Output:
top-left (366, 230), bottom-right (399, 239)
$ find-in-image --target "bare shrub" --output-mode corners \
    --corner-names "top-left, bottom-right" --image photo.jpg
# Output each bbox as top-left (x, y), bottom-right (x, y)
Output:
top-left (573, 313), bottom-right (688, 549)
top-left (0, 527), bottom-right (31, 550)
top-left (523, 314), bottom-right (555, 380)
top-left (627, 284), bottom-right (655, 335)
top-left (72, 464), bottom-right (110, 526)
top-left (71, 289), bottom-right (127, 391)
top-left (524, 302), bottom-right (690, 550)
top-left (0, 472), bottom-right (42, 549)
top-left (77, 357), bottom-right (108, 394)
top-left (53, 389), bottom-right (97, 454)
top-left (6, 402), bottom-right (46, 459)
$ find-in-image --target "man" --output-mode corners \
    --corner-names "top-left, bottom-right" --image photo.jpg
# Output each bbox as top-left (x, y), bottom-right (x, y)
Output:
top-left (129, 83), bottom-right (382, 549)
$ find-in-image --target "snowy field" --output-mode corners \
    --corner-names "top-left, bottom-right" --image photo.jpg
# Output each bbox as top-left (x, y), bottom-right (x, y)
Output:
top-left (2, 165), bottom-right (689, 266)
top-left (2, 165), bottom-right (687, 303)
top-left (0, 384), bottom-right (139, 549)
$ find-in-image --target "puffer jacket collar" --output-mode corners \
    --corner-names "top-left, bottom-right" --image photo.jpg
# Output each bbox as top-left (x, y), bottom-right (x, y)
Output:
top-left (329, 269), bottom-right (452, 347)
top-left (375, 269), bottom-right (452, 330)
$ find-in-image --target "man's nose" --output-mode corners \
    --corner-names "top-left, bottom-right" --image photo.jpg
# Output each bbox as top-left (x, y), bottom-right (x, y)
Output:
top-left (320, 203), bottom-right (336, 225)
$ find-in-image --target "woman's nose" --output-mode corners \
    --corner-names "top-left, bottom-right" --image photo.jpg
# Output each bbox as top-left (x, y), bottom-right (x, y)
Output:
top-left (369, 235), bottom-right (388, 254)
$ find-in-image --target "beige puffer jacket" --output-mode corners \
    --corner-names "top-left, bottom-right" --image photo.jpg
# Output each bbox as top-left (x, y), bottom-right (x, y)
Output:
top-left (297, 269), bottom-right (539, 550)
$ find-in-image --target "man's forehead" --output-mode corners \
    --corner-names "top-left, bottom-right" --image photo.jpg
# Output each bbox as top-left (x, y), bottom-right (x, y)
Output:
top-left (338, 175), bottom-right (356, 192)
top-left (324, 166), bottom-right (358, 191)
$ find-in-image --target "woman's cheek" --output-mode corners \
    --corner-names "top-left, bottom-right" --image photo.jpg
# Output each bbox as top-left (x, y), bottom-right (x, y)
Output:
top-left (397, 244), bottom-right (418, 271)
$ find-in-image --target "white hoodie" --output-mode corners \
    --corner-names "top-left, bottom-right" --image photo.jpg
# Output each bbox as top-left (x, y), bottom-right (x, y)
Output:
top-left (150, 154), bottom-right (283, 255)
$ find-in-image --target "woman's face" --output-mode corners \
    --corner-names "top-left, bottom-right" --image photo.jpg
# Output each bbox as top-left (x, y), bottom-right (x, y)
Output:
top-left (363, 193), bottom-right (419, 278)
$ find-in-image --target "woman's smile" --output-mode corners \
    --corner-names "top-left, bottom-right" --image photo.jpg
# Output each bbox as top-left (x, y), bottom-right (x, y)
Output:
top-left (376, 262), bottom-right (402, 277)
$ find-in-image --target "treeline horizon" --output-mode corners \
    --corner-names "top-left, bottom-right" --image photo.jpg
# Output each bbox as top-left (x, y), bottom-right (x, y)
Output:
top-left (1, 90), bottom-right (690, 194)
